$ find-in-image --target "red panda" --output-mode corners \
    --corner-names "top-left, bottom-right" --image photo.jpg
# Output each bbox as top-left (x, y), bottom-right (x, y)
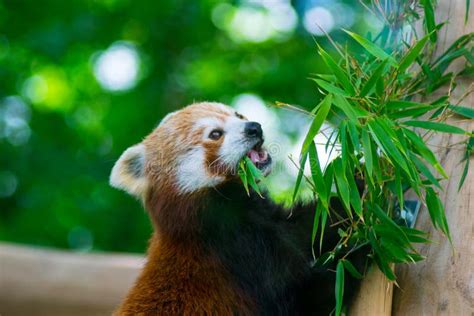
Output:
top-left (110, 102), bottom-right (367, 315)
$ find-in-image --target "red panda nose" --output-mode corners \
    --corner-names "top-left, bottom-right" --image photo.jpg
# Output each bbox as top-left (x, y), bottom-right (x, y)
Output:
top-left (244, 122), bottom-right (263, 139)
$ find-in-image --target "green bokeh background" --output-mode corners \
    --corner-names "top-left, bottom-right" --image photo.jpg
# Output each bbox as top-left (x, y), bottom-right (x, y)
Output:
top-left (0, 0), bottom-right (375, 253)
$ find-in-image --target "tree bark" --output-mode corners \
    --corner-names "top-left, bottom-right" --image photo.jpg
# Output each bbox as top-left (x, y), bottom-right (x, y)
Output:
top-left (392, 1), bottom-right (474, 315)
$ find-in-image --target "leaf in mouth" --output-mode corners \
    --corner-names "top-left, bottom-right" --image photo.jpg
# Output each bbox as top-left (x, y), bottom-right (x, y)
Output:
top-left (238, 156), bottom-right (264, 198)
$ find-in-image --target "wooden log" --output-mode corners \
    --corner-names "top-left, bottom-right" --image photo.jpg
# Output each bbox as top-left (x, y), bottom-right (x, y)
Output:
top-left (0, 242), bottom-right (142, 316)
top-left (392, 1), bottom-right (474, 315)
top-left (350, 264), bottom-right (394, 316)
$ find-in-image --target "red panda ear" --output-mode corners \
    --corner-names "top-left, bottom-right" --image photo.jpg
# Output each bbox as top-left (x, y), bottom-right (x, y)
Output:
top-left (110, 143), bottom-right (149, 198)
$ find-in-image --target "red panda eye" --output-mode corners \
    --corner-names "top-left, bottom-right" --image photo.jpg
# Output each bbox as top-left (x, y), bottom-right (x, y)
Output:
top-left (209, 129), bottom-right (223, 140)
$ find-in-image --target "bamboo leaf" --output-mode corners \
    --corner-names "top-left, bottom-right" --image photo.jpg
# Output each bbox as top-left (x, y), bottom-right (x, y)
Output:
top-left (403, 128), bottom-right (447, 178)
top-left (312, 79), bottom-right (349, 96)
top-left (309, 142), bottom-right (328, 208)
top-left (335, 261), bottom-right (345, 316)
top-left (319, 206), bottom-right (328, 251)
top-left (361, 128), bottom-right (374, 179)
top-left (399, 34), bottom-right (430, 73)
top-left (449, 105), bottom-right (474, 119)
top-left (373, 204), bottom-right (410, 245)
top-left (388, 106), bottom-right (437, 119)
top-left (458, 136), bottom-right (473, 191)
top-left (466, 0), bottom-right (471, 23)
top-left (360, 59), bottom-right (389, 97)
top-left (342, 259), bottom-right (363, 279)
top-left (311, 203), bottom-right (323, 253)
top-left (425, 187), bottom-right (452, 242)
top-left (400, 226), bottom-right (431, 244)
top-left (420, 0), bottom-right (437, 42)
top-left (368, 120), bottom-right (411, 175)
top-left (347, 167), bottom-right (363, 218)
top-left (403, 120), bottom-right (467, 134)
top-left (394, 168), bottom-right (404, 211)
top-left (347, 120), bottom-right (360, 151)
top-left (369, 231), bottom-right (396, 280)
top-left (292, 153), bottom-right (308, 202)
top-left (319, 46), bottom-right (355, 95)
top-left (301, 94), bottom-right (333, 156)
top-left (385, 100), bottom-right (431, 111)
top-left (410, 153), bottom-right (442, 188)
top-left (334, 158), bottom-right (352, 215)
top-left (238, 161), bottom-right (250, 196)
top-left (332, 94), bottom-right (363, 125)
top-left (343, 29), bottom-right (397, 65)
top-left (244, 157), bottom-right (264, 198)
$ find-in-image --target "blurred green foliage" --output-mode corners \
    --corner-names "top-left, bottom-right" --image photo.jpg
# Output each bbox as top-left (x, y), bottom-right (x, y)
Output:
top-left (0, 0), bottom-right (375, 253)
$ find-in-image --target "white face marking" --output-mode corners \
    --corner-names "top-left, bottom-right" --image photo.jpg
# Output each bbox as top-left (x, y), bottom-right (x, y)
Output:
top-left (218, 116), bottom-right (251, 168)
top-left (193, 117), bottom-right (224, 140)
top-left (175, 147), bottom-right (225, 193)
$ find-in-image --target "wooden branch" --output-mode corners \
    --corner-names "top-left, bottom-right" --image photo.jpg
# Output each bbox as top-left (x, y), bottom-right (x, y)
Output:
top-left (0, 242), bottom-right (142, 316)
top-left (350, 265), bottom-right (394, 316)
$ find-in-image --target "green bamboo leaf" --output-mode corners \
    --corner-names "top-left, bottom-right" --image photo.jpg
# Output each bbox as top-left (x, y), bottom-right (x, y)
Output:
top-left (332, 94), bottom-right (362, 125)
top-left (340, 121), bottom-right (349, 167)
top-left (342, 259), bottom-right (363, 279)
top-left (309, 142), bottom-right (328, 208)
top-left (394, 168), bottom-right (404, 211)
top-left (360, 59), bottom-right (389, 97)
top-left (319, 206), bottom-right (328, 252)
top-left (388, 105), bottom-right (437, 119)
top-left (368, 120), bottom-right (411, 175)
top-left (334, 158), bottom-right (351, 215)
top-left (458, 136), bottom-right (472, 191)
top-left (318, 46), bottom-right (355, 95)
top-left (449, 105), bottom-right (474, 119)
top-left (466, 0), bottom-right (471, 23)
top-left (347, 120), bottom-right (360, 151)
top-left (400, 226), bottom-right (431, 244)
top-left (373, 224), bottom-right (410, 248)
top-left (292, 153), bottom-right (308, 202)
top-left (301, 94), bottom-right (333, 156)
top-left (312, 79), bottom-right (349, 96)
top-left (347, 168), bottom-right (363, 218)
top-left (403, 128), bottom-right (447, 178)
top-left (458, 157), bottom-right (470, 191)
top-left (369, 231), bottom-right (396, 280)
top-left (420, 0), bottom-right (437, 42)
top-left (410, 153), bottom-right (442, 188)
top-left (425, 187), bottom-right (451, 242)
top-left (244, 157), bottom-right (264, 198)
top-left (335, 261), bottom-right (345, 316)
top-left (380, 239), bottom-right (413, 263)
top-left (343, 29), bottom-right (397, 64)
top-left (403, 120), bottom-right (467, 135)
top-left (361, 128), bottom-right (374, 179)
top-left (238, 161), bottom-right (250, 196)
top-left (398, 34), bottom-right (430, 73)
top-left (373, 205), bottom-right (410, 245)
top-left (311, 203), bottom-right (323, 253)
top-left (385, 100), bottom-right (431, 111)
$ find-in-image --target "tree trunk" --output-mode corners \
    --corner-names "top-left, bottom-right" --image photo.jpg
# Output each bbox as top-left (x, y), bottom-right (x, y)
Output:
top-left (392, 1), bottom-right (474, 315)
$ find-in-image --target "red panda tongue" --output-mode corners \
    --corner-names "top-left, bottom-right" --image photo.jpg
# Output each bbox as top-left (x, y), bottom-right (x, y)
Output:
top-left (247, 149), bottom-right (268, 164)
top-left (248, 150), bottom-right (260, 164)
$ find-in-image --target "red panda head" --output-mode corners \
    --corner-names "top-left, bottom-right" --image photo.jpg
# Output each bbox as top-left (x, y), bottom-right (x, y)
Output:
top-left (110, 102), bottom-right (272, 201)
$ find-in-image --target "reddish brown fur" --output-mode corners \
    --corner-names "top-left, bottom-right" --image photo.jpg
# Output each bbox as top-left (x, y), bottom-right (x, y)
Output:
top-left (115, 103), bottom-right (254, 315)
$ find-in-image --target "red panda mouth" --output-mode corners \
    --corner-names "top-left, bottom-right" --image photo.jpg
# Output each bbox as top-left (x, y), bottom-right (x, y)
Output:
top-left (246, 141), bottom-right (272, 170)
